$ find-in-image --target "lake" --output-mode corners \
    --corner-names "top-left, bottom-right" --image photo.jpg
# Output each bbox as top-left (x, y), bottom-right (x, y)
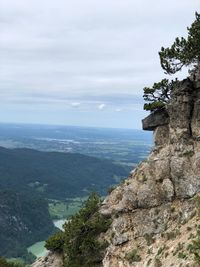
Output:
top-left (28, 219), bottom-right (67, 258)
top-left (27, 241), bottom-right (47, 258)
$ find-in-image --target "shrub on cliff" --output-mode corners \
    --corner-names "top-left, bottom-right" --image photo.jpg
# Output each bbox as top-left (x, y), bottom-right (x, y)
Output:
top-left (46, 193), bottom-right (112, 267)
top-left (45, 231), bottom-right (65, 252)
top-left (143, 79), bottom-right (178, 111)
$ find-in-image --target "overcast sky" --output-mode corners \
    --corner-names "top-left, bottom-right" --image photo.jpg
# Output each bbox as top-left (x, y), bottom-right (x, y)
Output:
top-left (0, 0), bottom-right (199, 129)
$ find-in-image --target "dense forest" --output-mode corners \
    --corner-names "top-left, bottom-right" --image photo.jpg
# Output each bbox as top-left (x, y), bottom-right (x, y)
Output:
top-left (0, 147), bottom-right (129, 199)
top-left (0, 190), bottom-right (55, 262)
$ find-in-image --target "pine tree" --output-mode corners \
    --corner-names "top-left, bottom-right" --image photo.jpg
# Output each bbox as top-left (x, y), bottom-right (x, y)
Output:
top-left (159, 12), bottom-right (200, 74)
top-left (143, 12), bottom-right (200, 112)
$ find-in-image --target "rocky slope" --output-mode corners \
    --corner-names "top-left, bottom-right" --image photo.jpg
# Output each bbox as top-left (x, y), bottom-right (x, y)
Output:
top-left (31, 67), bottom-right (200, 267)
top-left (99, 67), bottom-right (200, 267)
top-left (31, 252), bottom-right (63, 267)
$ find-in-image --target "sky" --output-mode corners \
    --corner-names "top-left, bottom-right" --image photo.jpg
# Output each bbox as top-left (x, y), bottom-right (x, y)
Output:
top-left (0, 0), bottom-right (199, 129)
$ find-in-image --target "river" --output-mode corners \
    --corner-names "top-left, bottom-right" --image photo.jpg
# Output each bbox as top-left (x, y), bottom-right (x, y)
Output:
top-left (28, 219), bottom-right (67, 258)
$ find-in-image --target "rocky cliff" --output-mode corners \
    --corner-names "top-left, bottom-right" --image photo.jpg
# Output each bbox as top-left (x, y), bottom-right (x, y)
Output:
top-left (31, 67), bottom-right (200, 267)
top-left (99, 67), bottom-right (200, 267)
top-left (31, 252), bottom-right (63, 267)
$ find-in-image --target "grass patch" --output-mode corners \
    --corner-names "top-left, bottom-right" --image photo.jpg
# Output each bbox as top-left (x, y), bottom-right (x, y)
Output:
top-left (181, 150), bottom-right (194, 157)
top-left (125, 249), bottom-right (141, 262)
top-left (49, 197), bottom-right (88, 219)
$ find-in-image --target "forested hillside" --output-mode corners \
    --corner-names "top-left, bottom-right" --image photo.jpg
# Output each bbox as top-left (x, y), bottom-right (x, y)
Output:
top-left (0, 147), bottom-right (129, 199)
top-left (0, 190), bottom-right (55, 262)
top-left (0, 146), bottom-right (129, 261)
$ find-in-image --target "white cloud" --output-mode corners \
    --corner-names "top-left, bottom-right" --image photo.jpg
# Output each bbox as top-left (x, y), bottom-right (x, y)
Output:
top-left (0, 0), bottom-right (199, 127)
top-left (98, 104), bottom-right (106, 110)
top-left (71, 102), bottom-right (81, 108)
top-left (115, 108), bottom-right (122, 112)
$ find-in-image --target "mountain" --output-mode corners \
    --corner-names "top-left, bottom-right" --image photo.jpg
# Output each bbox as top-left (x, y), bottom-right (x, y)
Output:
top-left (0, 190), bottom-right (55, 261)
top-left (0, 147), bottom-right (129, 199)
top-left (0, 147), bottom-right (129, 261)
top-left (32, 66), bottom-right (200, 266)
top-left (99, 67), bottom-right (200, 266)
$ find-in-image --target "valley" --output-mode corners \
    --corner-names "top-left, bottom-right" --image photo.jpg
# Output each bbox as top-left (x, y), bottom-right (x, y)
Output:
top-left (0, 123), bottom-right (152, 166)
top-left (0, 123), bottom-right (152, 264)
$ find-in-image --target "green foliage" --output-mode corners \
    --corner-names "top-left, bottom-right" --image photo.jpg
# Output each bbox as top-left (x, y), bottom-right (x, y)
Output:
top-left (46, 193), bottom-right (111, 267)
top-left (0, 257), bottom-right (23, 267)
top-left (125, 249), bottom-right (141, 262)
top-left (45, 231), bottom-right (65, 252)
top-left (165, 231), bottom-right (178, 240)
top-left (196, 195), bottom-right (200, 217)
top-left (189, 198), bottom-right (200, 263)
top-left (157, 246), bottom-right (165, 256)
top-left (159, 12), bottom-right (200, 74)
top-left (143, 13), bottom-right (200, 112)
top-left (189, 230), bottom-right (200, 263)
top-left (0, 145), bottom-right (128, 260)
top-left (63, 193), bottom-right (111, 267)
top-left (154, 258), bottom-right (162, 267)
top-left (143, 79), bottom-right (178, 112)
top-left (180, 150), bottom-right (195, 157)
top-left (177, 252), bottom-right (187, 259)
top-left (0, 147), bottom-right (128, 200)
top-left (144, 233), bottom-right (155, 246)
top-left (173, 242), bottom-right (184, 256)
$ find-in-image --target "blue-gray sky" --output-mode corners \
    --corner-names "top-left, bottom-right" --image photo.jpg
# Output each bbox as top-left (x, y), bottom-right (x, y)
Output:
top-left (0, 0), bottom-right (199, 129)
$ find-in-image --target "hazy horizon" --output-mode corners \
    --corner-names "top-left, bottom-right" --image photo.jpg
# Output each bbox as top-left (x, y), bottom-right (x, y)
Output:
top-left (0, 120), bottom-right (146, 131)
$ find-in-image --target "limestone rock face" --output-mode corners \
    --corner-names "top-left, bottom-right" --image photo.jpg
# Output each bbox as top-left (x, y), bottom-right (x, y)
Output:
top-left (100, 71), bottom-right (200, 267)
top-left (142, 109), bottom-right (169, 131)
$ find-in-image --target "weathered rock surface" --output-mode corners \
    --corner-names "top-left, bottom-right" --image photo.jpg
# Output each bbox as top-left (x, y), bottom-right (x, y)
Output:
top-left (142, 109), bottom-right (169, 131)
top-left (100, 68), bottom-right (200, 266)
top-left (31, 252), bottom-right (62, 267)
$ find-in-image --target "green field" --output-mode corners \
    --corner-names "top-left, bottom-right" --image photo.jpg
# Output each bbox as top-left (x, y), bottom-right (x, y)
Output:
top-left (49, 197), bottom-right (88, 219)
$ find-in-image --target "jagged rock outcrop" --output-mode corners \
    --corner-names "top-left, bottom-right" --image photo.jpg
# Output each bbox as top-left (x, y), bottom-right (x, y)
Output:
top-left (100, 67), bottom-right (200, 267)
top-left (142, 109), bottom-right (169, 131)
